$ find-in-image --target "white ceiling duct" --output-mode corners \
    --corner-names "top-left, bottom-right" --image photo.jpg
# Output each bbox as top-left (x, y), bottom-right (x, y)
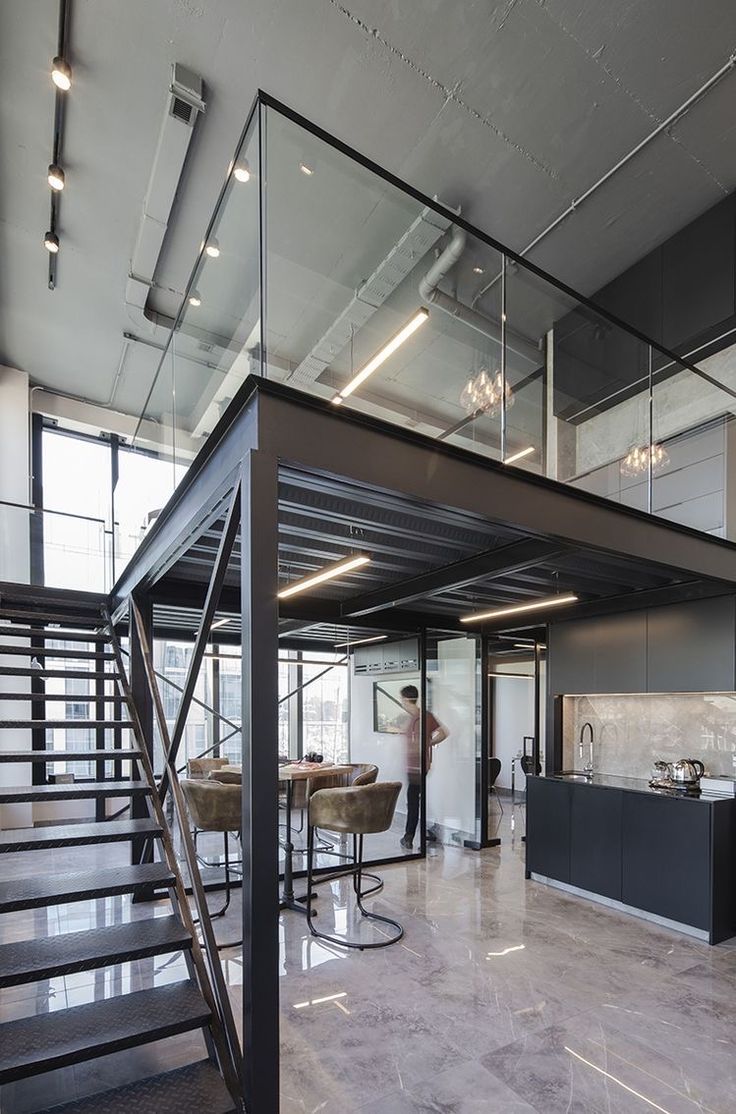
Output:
top-left (125, 63), bottom-right (205, 334)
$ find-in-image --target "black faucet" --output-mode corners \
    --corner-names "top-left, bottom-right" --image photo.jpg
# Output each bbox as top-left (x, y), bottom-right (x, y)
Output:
top-left (579, 722), bottom-right (594, 776)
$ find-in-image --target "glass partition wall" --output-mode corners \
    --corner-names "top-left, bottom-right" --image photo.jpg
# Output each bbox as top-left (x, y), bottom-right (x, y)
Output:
top-left (118, 92), bottom-right (736, 571)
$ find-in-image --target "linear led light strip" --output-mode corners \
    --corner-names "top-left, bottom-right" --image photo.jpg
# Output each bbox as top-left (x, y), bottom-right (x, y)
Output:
top-left (278, 555), bottom-right (371, 600)
top-left (461, 593), bottom-right (578, 624)
top-left (504, 446), bottom-right (535, 465)
top-left (332, 308), bottom-right (429, 405)
top-left (333, 634), bottom-right (387, 649)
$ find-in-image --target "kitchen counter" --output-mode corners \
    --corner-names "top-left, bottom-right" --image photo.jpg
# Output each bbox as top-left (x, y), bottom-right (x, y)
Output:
top-left (547, 771), bottom-right (732, 803)
top-left (526, 774), bottom-right (736, 943)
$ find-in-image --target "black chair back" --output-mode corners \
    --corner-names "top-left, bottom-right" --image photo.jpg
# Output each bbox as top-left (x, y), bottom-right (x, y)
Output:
top-left (489, 757), bottom-right (502, 788)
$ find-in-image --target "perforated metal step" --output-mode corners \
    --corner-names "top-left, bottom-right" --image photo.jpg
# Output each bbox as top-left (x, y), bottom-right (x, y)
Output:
top-left (0, 720), bottom-right (132, 730)
top-left (35, 1061), bottom-right (238, 1114)
top-left (0, 625), bottom-right (109, 642)
top-left (0, 666), bottom-right (118, 680)
top-left (0, 749), bottom-right (141, 763)
top-left (0, 862), bottom-right (175, 912)
top-left (0, 817), bottom-right (161, 853)
top-left (0, 914), bottom-right (191, 987)
top-left (0, 981), bottom-right (211, 1082)
top-left (0, 781), bottom-right (150, 803)
top-left (0, 644), bottom-right (115, 660)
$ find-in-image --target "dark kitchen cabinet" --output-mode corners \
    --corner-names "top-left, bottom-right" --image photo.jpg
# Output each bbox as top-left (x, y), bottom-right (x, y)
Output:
top-left (621, 792), bottom-right (711, 930)
top-left (526, 777), bottom-right (571, 883)
top-left (548, 612), bottom-right (646, 695)
top-left (570, 785), bottom-right (622, 900)
top-left (646, 596), bottom-right (736, 693)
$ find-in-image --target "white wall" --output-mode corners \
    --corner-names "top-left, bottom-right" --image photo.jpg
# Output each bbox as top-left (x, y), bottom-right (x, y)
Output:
top-left (492, 666), bottom-right (535, 792)
top-left (349, 669), bottom-right (417, 817)
top-left (0, 365), bottom-right (32, 829)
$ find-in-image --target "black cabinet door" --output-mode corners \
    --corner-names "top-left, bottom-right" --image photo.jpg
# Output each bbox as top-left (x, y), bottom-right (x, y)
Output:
top-left (570, 786), bottom-right (622, 900)
top-left (526, 778), bottom-right (571, 883)
top-left (647, 596), bottom-right (736, 692)
top-left (548, 621), bottom-right (597, 696)
top-left (592, 613), bottom-right (647, 694)
top-left (621, 793), bottom-right (711, 930)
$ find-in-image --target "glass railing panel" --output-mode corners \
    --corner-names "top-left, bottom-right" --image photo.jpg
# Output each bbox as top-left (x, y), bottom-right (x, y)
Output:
top-left (0, 503), bottom-right (109, 592)
top-left (651, 347), bottom-right (736, 538)
top-left (262, 104), bottom-right (507, 458)
top-left (116, 112), bottom-right (261, 576)
top-left (505, 260), bottom-right (651, 503)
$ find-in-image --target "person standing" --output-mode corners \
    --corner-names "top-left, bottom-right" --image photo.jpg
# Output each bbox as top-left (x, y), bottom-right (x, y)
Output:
top-left (399, 684), bottom-right (447, 850)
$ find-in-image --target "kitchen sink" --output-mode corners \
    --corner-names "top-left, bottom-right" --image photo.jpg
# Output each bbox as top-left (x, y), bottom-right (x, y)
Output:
top-left (556, 772), bottom-right (594, 781)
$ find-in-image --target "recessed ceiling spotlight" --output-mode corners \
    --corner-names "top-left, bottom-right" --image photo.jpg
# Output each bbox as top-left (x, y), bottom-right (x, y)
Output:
top-left (233, 160), bottom-right (251, 183)
top-left (205, 237), bottom-right (220, 258)
top-left (473, 266), bottom-right (484, 275)
top-left (299, 162), bottom-right (314, 176)
top-left (43, 230), bottom-right (59, 254)
top-left (188, 290), bottom-right (202, 307)
top-left (47, 163), bottom-right (65, 191)
top-left (51, 56), bottom-right (72, 91)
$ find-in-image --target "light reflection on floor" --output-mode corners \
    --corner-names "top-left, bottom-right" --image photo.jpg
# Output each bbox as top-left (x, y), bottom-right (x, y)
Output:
top-left (2, 801), bottom-right (736, 1111)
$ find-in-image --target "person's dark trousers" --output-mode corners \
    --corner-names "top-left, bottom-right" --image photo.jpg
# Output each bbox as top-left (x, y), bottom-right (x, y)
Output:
top-left (405, 775), bottom-right (420, 841)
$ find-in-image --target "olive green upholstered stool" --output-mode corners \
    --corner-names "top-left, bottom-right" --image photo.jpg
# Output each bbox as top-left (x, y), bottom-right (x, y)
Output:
top-left (307, 781), bottom-right (403, 950)
top-left (181, 779), bottom-right (241, 926)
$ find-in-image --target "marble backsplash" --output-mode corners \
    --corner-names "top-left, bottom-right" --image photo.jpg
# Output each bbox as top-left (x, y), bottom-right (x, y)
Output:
top-left (562, 693), bottom-right (736, 780)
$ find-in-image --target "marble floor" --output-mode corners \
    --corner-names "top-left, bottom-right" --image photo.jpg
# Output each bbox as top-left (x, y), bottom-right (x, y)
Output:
top-left (2, 803), bottom-right (736, 1112)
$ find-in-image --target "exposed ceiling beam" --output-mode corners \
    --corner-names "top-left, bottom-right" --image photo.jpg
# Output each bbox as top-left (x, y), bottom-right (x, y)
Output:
top-left (340, 539), bottom-right (568, 617)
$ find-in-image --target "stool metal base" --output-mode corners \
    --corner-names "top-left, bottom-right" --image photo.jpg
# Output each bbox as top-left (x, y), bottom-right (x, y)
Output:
top-left (306, 830), bottom-right (404, 950)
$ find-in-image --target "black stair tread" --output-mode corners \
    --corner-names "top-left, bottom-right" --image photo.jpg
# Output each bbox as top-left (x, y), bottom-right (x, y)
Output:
top-left (0, 982), bottom-right (211, 1083)
top-left (0, 692), bottom-right (123, 701)
top-left (0, 862), bottom-right (175, 912)
top-left (0, 914), bottom-right (192, 988)
top-left (0, 625), bottom-right (109, 642)
top-left (0, 781), bottom-right (151, 802)
top-left (0, 607), bottom-right (104, 627)
top-left (0, 666), bottom-right (118, 680)
top-left (0, 817), bottom-right (161, 852)
top-left (0, 720), bottom-right (132, 729)
top-left (0, 645), bottom-right (116, 660)
top-left (35, 1061), bottom-right (236, 1114)
top-left (0, 749), bottom-right (141, 762)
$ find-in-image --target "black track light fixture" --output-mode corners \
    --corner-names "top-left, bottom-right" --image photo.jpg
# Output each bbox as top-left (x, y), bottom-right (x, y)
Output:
top-left (44, 231), bottom-right (59, 254)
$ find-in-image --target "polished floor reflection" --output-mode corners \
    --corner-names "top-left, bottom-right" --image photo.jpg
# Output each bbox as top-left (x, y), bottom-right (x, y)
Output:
top-left (2, 804), bottom-right (736, 1111)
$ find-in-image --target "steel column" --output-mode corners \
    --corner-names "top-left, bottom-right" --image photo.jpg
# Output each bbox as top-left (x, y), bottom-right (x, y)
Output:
top-left (240, 449), bottom-right (280, 1114)
top-left (129, 591), bottom-right (154, 865)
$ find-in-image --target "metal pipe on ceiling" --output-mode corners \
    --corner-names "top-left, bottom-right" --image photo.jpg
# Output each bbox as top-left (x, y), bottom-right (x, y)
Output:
top-left (472, 49), bottom-right (736, 309)
top-left (419, 227), bottom-right (541, 367)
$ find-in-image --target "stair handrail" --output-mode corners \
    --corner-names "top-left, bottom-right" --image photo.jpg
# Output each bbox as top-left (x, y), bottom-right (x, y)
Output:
top-left (104, 605), bottom-right (244, 1104)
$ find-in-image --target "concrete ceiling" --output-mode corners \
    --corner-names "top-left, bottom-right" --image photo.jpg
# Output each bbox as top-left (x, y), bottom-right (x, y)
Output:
top-left (1, 0), bottom-right (735, 428)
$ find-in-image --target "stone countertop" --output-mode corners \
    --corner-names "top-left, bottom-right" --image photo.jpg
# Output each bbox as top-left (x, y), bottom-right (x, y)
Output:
top-left (542, 771), bottom-right (735, 803)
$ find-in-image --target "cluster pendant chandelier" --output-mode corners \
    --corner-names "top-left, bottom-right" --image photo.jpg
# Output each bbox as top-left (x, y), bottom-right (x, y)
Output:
top-left (620, 441), bottom-right (669, 478)
top-left (460, 366), bottom-right (513, 417)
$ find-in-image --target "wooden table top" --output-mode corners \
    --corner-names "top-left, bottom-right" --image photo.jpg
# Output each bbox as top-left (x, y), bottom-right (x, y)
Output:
top-left (278, 762), bottom-right (349, 781)
top-left (216, 762), bottom-right (350, 782)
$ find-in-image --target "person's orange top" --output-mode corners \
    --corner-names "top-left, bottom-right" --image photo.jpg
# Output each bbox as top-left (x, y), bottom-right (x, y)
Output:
top-left (404, 708), bottom-right (440, 775)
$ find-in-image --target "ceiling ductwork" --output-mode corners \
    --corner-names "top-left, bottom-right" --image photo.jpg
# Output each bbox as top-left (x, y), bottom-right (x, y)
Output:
top-left (287, 205), bottom-right (453, 389)
top-left (419, 226), bottom-right (541, 369)
top-left (125, 63), bottom-right (205, 335)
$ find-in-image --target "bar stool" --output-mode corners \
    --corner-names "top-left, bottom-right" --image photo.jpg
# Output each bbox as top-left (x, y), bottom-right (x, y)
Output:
top-left (181, 779), bottom-right (241, 918)
top-left (306, 781), bottom-right (404, 950)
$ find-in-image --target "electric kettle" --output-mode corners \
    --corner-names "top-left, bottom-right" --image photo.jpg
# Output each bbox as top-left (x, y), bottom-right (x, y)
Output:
top-left (669, 758), bottom-right (705, 785)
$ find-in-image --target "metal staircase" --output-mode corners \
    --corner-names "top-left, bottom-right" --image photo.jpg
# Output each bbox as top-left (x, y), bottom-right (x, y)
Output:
top-left (0, 588), bottom-right (243, 1113)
